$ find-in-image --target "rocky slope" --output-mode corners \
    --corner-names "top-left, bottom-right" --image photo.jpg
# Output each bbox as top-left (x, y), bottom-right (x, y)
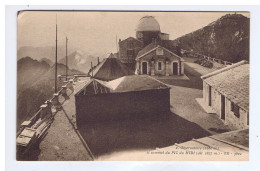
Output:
top-left (173, 14), bottom-right (249, 63)
top-left (17, 57), bottom-right (83, 129)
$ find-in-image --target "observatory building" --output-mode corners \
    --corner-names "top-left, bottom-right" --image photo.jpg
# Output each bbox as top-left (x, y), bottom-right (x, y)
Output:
top-left (117, 16), bottom-right (184, 76)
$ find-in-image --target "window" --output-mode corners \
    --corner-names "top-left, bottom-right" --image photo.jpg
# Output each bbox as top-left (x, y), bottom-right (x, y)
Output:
top-left (231, 101), bottom-right (240, 118)
top-left (230, 101), bottom-right (234, 112)
top-left (158, 62), bottom-right (162, 70)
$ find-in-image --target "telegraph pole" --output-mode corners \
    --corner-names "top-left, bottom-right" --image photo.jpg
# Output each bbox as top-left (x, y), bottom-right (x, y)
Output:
top-left (66, 37), bottom-right (68, 81)
top-left (55, 14), bottom-right (58, 93)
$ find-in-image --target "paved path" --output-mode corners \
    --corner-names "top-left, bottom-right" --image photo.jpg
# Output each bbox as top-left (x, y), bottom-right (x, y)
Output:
top-left (37, 89), bottom-right (92, 161)
top-left (170, 85), bottom-right (230, 135)
top-left (159, 63), bottom-right (204, 89)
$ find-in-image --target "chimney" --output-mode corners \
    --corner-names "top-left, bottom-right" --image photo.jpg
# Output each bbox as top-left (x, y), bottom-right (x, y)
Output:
top-left (98, 57), bottom-right (100, 64)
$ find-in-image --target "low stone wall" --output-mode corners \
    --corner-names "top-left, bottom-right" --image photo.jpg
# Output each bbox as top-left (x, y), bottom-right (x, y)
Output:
top-left (17, 77), bottom-right (77, 136)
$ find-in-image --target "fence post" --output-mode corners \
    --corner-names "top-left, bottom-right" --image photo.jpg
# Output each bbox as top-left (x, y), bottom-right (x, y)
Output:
top-left (52, 93), bottom-right (61, 108)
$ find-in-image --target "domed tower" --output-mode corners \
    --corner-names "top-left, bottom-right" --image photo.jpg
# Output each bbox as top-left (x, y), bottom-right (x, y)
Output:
top-left (136, 16), bottom-right (161, 47)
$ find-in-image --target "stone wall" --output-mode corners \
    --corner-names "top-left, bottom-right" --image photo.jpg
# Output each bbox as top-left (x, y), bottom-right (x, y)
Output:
top-left (119, 37), bottom-right (143, 63)
top-left (225, 99), bottom-right (249, 130)
top-left (137, 48), bottom-right (182, 76)
top-left (203, 81), bottom-right (249, 130)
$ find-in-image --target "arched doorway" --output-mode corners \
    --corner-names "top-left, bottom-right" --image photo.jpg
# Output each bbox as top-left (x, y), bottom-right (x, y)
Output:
top-left (142, 62), bottom-right (148, 74)
top-left (173, 62), bottom-right (178, 75)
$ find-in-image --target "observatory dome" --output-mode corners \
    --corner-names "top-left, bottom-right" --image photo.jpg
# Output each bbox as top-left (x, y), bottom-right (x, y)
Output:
top-left (136, 16), bottom-right (160, 32)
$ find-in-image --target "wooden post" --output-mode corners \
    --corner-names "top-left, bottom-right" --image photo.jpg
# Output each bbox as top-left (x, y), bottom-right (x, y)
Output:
top-left (91, 61), bottom-right (93, 77)
top-left (66, 37), bottom-right (68, 81)
top-left (55, 15), bottom-right (58, 93)
top-left (61, 85), bottom-right (67, 96)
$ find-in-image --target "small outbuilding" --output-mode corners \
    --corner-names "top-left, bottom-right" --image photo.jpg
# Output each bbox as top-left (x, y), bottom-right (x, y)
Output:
top-left (200, 60), bottom-right (249, 130)
top-left (90, 53), bottom-right (134, 81)
top-left (75, 75), bottom-right (170, 125)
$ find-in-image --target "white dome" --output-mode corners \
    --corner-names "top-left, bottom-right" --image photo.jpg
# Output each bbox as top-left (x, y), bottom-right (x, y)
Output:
top-left (136, 16), bottom-right (160, 32)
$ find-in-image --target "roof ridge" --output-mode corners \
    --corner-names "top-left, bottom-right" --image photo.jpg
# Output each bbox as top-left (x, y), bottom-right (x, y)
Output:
top-left (108, 76), bottom-right (126, 90)
top-left (146, 75), bottom-right (170, 88)
top-left (201, 60), bottom-right (248, 79)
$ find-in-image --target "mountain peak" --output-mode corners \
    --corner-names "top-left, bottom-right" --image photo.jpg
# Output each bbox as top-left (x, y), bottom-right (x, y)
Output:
top-left (173, 13), bottom-right (249, 63)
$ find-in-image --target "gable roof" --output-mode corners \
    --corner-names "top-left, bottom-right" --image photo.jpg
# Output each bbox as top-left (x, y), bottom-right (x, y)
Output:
top-left (136, 43), bottom-right (183, 61)
top-left (91, 56), bottom-right (134, 81)
top-left (74, 78), bottom-right (112, 95)
top-left (136, 42), bottom-right (157, 58)
top-left (202, 60), bottom-right (249, 111)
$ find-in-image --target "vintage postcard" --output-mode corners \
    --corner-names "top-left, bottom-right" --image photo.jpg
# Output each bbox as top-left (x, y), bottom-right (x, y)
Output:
top-left (16, 11), bottom-right (249, 161)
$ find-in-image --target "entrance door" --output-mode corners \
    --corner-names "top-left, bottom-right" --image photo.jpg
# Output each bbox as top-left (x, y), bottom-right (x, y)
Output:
top-left (142, 62), bottom-right (147, 74)
top-left (221, 95), bottom-right (226, 120)
top-left (173, 62), bottom-right (178, 75)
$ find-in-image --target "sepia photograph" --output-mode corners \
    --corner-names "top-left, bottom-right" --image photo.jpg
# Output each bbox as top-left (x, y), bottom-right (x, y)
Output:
top-left (16, 11), bottom-right (249, 161)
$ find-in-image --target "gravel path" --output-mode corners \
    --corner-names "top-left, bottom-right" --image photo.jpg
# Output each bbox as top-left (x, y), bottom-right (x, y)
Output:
top-left (38, 106), bottom-right (92, 161)
top-left (170, 85), bottom-right (230, 135)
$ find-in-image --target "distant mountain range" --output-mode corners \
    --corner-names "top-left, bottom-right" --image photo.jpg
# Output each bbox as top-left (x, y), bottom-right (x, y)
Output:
top-left (58, 51), bottom-right (103, 73)
top-left (17, 46), bottom-right (64, 62)
top-left (18, 46), bottom-right (103, 73)
top-left (173, 14), bottom-right (249, 63)
top-left (40, 57), bottom-right (53, 66)
top-left (17, 56), bottom-right (83, 130)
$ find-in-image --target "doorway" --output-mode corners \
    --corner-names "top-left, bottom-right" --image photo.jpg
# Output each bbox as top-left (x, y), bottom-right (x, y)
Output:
top-left (142, 62), bottom-right (148, 74)
top-left (173, 62), bottom-right (178, 75)
top-left (221, 95), bottom-right (226, 120)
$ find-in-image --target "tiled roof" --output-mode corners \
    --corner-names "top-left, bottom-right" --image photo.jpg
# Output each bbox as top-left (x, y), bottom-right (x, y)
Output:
top-left (91, 56), bottom-right (134, 81)
top-left (136, 42), bottom-right (157, 58)
top-left (136, 40), bottom-right (177, 59)
top-left (203, 61), bottom-right (249, 111)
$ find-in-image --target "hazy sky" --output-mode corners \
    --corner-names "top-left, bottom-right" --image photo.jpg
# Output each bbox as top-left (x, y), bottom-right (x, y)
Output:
top-left (18, 11), bottom-right (249, 57)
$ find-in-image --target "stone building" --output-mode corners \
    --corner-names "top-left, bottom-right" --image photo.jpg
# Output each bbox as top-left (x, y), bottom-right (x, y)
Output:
top-left (117, 16), bottom-right (184, 76)
top-left (118, 37), bottom-right (143, 65)
top-left (200, 60), bottom-right (249, 130)
top-left (135, 40), bottom-right (184, 76)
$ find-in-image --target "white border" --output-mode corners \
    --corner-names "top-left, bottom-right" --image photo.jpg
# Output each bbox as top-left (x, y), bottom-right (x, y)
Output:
top-left (5, 5), bottom-right (260, 171)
